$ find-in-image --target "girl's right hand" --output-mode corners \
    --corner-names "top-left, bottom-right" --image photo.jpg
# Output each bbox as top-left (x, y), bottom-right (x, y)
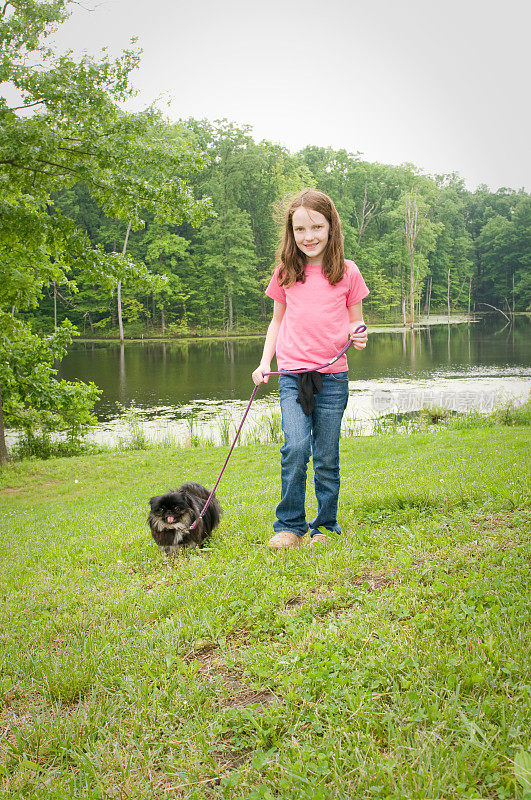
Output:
top-left (252, 364), bottom-right (270, 385)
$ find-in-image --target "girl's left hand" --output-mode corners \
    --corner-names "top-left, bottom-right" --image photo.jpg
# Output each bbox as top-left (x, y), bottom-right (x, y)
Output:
top-left (349, 323), bottom-right (368, 350)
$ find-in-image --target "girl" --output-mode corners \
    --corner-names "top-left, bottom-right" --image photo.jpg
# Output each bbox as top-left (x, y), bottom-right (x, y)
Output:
top-left (252, 189), bottom-right (369, 548)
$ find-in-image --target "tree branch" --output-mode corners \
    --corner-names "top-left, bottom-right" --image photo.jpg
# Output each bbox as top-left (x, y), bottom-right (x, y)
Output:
top-left (9, 100), bottom-right (46, 112)
top-left (0, 158), bottom-right (111, 191)
top-left (0, 159), bottom-right (65, 178)
top-left (1, 156), bottom-right (86, 176)
top-left (57, 145), bottom-right (100, 157)
top-left (477, 302), bottom-right (511, 322)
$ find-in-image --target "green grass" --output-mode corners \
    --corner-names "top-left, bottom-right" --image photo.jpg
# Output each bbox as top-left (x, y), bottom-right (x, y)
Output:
top-left (0, 425), bottom-right (530, 799)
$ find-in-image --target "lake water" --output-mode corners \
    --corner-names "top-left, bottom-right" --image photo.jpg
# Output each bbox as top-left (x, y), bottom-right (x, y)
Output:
top-left (45, 316), bottom-right (531, 447)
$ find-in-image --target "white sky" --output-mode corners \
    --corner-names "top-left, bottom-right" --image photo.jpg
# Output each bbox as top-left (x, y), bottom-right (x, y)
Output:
top-left (50, 0), bottom-right (530, 192)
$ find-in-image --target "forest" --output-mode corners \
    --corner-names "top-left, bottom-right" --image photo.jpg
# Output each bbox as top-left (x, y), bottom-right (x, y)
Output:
top-left (1, 0), bottom-right (530, 458)
top-left (26, 120), bottom-right (531, 337)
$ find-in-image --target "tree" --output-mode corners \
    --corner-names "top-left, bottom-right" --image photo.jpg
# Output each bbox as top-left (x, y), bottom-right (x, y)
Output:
top-left (427, 175), bottom-right (474, 314)
top-left (0, 0), bottom-right (210, 460)
top-left (181, 120), bottom-right (262, 328)
top-left (144, 228), bottom-right (191, 332)
top-left (398, 182), bottom-right (442, 327)
top-left (196, 209), bottom-right (259, 330)
top-left (403, 188), bottom-right (423, 328)
top-left (0, 315), bottom-right (100, 457)
top-left (475, 196), bottom-right (531, 312)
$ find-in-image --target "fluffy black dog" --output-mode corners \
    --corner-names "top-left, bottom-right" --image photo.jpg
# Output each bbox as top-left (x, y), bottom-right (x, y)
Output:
top-left (148, 483), bottom-right (222, 552)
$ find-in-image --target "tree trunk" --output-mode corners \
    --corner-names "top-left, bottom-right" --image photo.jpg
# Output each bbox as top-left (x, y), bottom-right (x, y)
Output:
top-left (0, 383), bottom-right (10, 465)
top-left (117, 280), bottom-right (124, 345)
top-left (161, 305), bottom-right (165, 336)
top-left (53, 280), bottom-right (57, 329)
top-left (416, 263), bottom-right (421, 321)
top-left (404, 188), bottom-right (421, 330)
top-left (353, 183), bottom-right (382, 243)
top-left (468, 277), bottom-right (472, 317)
top-left (425, 276), bottom-right (432, 317)
top-left (227, 289), bottom-right (234, 332)
top-left (447, 268), bottom-right (451, 322)
top-left (409, 249), bottom-right (415, 329)
top-left (118, 221), bottom-right (132, 345)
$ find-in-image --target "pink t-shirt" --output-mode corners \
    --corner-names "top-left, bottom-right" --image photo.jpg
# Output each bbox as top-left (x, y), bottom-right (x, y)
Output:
top-left (265, 259), bottom-right (369, 373)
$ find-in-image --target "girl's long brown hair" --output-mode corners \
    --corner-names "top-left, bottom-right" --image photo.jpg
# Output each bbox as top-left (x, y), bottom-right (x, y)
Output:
top-left (277, 189), bottom-right (346, 287)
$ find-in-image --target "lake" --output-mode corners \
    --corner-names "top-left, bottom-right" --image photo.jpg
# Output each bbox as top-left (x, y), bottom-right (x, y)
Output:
top-left (45, 316), bottom-right (531, 447)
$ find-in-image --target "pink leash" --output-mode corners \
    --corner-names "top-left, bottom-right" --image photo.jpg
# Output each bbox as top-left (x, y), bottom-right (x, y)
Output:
top-left (190, 325), bottom-right (367, 530)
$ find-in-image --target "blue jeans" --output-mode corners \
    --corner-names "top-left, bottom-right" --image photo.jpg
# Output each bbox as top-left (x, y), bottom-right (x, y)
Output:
top-left (273, 372), bottom-right (349, 538)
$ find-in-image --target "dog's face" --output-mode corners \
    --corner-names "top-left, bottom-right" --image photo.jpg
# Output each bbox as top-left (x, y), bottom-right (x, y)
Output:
top-left (149, 492), bottom-right (193, 527)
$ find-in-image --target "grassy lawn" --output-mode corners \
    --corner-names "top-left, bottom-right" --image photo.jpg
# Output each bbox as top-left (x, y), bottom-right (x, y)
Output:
top-left (0, 425), bottom-right (530, 799)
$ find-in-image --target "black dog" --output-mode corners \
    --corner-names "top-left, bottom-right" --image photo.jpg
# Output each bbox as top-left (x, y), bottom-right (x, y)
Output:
top-left (148, 483), bottom-right (222, 553)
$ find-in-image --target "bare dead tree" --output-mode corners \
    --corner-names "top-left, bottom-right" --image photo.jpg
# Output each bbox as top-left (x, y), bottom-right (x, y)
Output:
top-left (353, 183), bottom-right (382, 244)
top-left (403, 188), bottom-right (423, 329)
top-left (424, 276), bottom-right (432, 318)
top-left (416, 262), bottom-right (421, 320)
top-left (452, 277), bottom-right (470, 310)
top-left (477, 302), bottom-right (511, 322)
top-left (0, 384), bottom-right (9, 465)
top-left (117, 221), bottom-right (132, 345)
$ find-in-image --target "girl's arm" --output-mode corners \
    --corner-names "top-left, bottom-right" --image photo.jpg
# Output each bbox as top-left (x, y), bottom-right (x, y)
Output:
top-left (252, 301), bottom-right (286, 384)
top-left (348, 302), bottom-right (368, 350)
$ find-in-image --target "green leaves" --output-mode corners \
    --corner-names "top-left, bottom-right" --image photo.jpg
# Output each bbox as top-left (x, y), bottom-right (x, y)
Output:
top-left (0, 1), bottom-right (212, 454)
top-left (0, 314), bottom-right (100, 439)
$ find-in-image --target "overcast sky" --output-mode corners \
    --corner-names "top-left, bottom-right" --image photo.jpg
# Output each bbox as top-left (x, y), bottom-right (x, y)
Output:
top-left (51, 0), bottom-right (530, 192)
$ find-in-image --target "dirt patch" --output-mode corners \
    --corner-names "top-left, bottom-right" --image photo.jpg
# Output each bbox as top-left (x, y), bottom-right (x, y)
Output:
top-left (184, 644), bottom-right (282, 710)
top-left (283, 573), bottom-right (392, 615)
top-left (285, 596), bottom-right (305, 609)
top-left (413, 532), bottom-right (529, 571)
top-left (207, 665), bottom-right (245, 692)
top-left (210, 743), bottom-right (252, 771)
top-left (157, 749), bottom-right (252, 797)
top-left (497, 539), bottom-right (523, 550)
top-left (220, 688), bottom-right (280, 710)
top-left (470, 511), bottom-right (528, 531)
top-left (350, 572), bottom-right (391, 591)
top-left (1, 479), bottom-right (61, 496)
top-left (0, 693), bottom-right (47, 744)
top-left (184, 643), bottom-right (220, 667)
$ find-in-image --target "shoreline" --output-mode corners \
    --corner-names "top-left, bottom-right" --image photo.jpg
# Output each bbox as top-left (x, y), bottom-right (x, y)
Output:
top-left (4, 395), bottom-right (530, 464)
top-left (73, 314), bottom-right (482, 345)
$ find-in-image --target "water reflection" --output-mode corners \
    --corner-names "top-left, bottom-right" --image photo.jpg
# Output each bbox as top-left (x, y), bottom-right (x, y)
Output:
top-left (44, 317), bottom-right (531, 445)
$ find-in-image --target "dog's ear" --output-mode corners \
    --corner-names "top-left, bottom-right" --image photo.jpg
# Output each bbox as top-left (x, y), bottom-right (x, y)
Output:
top-left (149, 495), bottom-right (162, 510)
top-left (181, 488), bottom-right (201, 517)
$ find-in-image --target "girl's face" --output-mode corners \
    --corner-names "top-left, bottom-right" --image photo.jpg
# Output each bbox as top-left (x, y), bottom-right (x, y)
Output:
top-left (292, 206), bottom-right (330, 265)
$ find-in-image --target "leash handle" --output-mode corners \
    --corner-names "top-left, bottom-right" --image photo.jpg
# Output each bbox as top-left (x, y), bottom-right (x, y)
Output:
top-left (190, 326), bottom-right (367, 530)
